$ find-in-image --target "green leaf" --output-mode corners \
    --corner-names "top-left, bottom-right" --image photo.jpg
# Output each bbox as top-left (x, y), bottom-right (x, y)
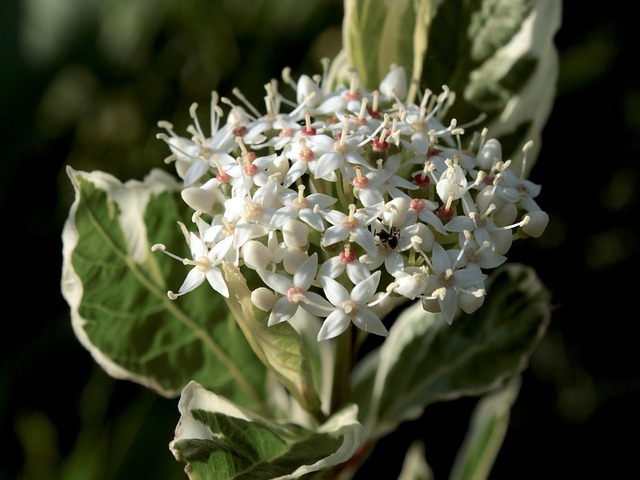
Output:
top-left (449, 375), bottom-right (521, 480)
top-left (61, 167), bottom-right (268, 414)
top-left (423, 0), bottom-right (562, 174)
top-left (343, 0), bottom-right (433, 94)
top-left (169, 381), bottom-right (362, 479)
top-left (221, 264), bottom-right (323, 418)
top-left (351, 263), bottom-right (550, 441)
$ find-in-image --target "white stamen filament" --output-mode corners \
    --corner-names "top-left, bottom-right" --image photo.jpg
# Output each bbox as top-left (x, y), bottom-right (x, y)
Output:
top-left (357, 97), bottom-right (369, 121)
top-left (232, 87), bottom-right (262, 118)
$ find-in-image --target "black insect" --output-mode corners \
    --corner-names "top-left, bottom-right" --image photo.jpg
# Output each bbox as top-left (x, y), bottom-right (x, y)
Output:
top-left (369, 225), bottom-right (400, 250)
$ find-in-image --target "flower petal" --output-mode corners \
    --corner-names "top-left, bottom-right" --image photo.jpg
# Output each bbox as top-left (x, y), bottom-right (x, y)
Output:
top-left (317, 310), bottom-right (350, 341)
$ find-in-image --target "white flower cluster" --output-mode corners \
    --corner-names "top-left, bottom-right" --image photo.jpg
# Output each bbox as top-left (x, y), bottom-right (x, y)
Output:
top-left (152, 61), bottom-right (548, 341)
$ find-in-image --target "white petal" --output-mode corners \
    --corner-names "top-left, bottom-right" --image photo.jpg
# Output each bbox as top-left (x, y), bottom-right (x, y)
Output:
top-left (268, 298), bottom-right (297, 326)
top-left (453, 269), bottom-right (487, 289)
top-left (317, 311), bottom-right (350, 341)
top-left (293, 253), bottom-right (317, 290)
top-left (301, 291), bottom-right (334, 318)
top-left (321, 225), bottom-right (349, 247)
top-left (315, 151), bottom-right (342, 179)
top-left (345, 262), bottom-right (370, 285)
top-left (299, 210), bottom-right (326, 232)
top-left (440, 288), bottom-right (458, 325)
top-left (320, 276), bottom-right (350, 307)
top-left (283, 160), bottom-right (308, 187)
top-left (352, 308), bottom-right (388, 336)
top-left (205, 267), bottom-right (229, 297)
top-left (189, 232), bottom-right (208, 259)
top-left (257, 269), bottom-right (292, 296)
top-left (178, 268), bottom-right (205, 295)
top-left (351, 271), bottom-right (380, 303)
top-left (430, 243), bottom-right (451, 274)
top-left (319, 257), bottom-right (345, 279)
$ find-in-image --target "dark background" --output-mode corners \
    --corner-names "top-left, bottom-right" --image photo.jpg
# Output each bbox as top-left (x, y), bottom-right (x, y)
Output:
top-left (1, 1), bottom-right (638, 479)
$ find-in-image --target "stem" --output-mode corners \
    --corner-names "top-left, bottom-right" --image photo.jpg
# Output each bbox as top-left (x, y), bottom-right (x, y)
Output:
top-left (330, 326), bottom-right (353, 414)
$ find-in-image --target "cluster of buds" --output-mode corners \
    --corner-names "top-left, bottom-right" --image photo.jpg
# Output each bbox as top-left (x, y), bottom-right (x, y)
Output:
top-left (152, 61), bottom-right (548, 341)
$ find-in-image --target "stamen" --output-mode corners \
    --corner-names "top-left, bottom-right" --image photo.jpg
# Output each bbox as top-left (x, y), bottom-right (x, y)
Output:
top-left (370, 90), bottom-right (380, 116)
top-left (151, 243), bottom-right (185, 263)
top-left (302, 110), bottom-right (316, 135)
top-left (293, 185), bottom-right (308, 209)
top-left (342, 204), bottom-right (358, 229)
top-left (352, 166), bottom-right (368, 188)
top-left (232, 87), bottom-right (262, 118)
top-left (334, 115), bottom-right (351, 153)
top-left (345, 71), bottom-right (360, 100)
top-left (500, 214), bottom-right (531, 231)
top-left (357, 97), bottom-right (369, 122)
top-left (339, 243), bottom-right (356, 263)
top-left (188, 103), bottom-right (207, 143)
top-left (235, 136), bottom-right (255, 162)
top-left (281, 66), bottom-right (296, 90)
top-left (287, 286), bottom-right (305, 304)
top-left (298, 137), bottom-right (314, 162)
top-left (213, 155), bottom-right (231, 183)
top-left (367, 288), bottom-right (393, 308)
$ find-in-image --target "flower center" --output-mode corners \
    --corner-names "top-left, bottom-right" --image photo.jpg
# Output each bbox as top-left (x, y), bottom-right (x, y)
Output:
top-left (292, 185), bottom-right (309, 209)
top-left (287, 286), bottom-right (305, 304)
top-left (410, 198), bottom-right (425, 212)
top-left (242, 201), bottom-right (262, 220)
top-left (438, 269), bottom-right (455, 288)
top-left (352, 167), bottom-right (368, 188)
top-left (341, 299), bottom-right (359, 317)
top-left (339, 244), bottom-right (356, 263)
top-left (342, 204), bottom-right (359, 229)
top-left (196, 256), bottom-right (212, 272)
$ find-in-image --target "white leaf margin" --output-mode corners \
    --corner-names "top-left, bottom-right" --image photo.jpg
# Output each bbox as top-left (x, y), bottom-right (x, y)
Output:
top-left (473, 0), bottom-right (563, 176)
top-left (61, 166), bottom-right (182, 396)
top-left (170, 381), bottom-right (363, 479)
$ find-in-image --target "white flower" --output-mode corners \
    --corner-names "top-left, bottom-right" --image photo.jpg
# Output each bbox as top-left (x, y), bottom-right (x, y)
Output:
top-left (151, 232), bottom-right (229, 299)
top-left (421, 242), bottom-right (487, 324)
top-left (256, 253), bottom-right (330, 326)
top-left (321, 204), bottom-right (379, 253)
top-left (317, 271), bottom-right (388, 341)
top-left (271, 185), bottom-right (336, 232)
top-left (319, 243), bottom-right (371, 285)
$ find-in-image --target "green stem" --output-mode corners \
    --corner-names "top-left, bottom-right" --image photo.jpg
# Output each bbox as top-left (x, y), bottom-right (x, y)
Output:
top-left (330, 327), bottom-right (353, 414)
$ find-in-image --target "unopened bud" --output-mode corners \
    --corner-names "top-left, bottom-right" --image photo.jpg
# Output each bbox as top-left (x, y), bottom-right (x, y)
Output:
top-left (521, 210), bottom-right (549, 238)
top-left (242, 240), bottom-right (273, 270)
top-left (282, 219), bottom-right (308, 248)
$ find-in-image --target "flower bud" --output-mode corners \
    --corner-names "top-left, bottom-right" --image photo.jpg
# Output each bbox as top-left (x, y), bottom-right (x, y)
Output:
top-left (282, 219), bottom-right (308, 248)
top-left (491, 228), bottom-right (513, 256)
top-left (242, 240), bottom-right (273, 270)
top-left (477, 138), bottom-right (502, 170)
top-left (180, 179), bottom-right (220, 213)
top-left (379, 66), bottom-right (407, 101)
top-left (382, 197), bottom-right (408, 228)
top-left (267, 154), bottom-right (290, 179)
top-left (251, 287), bottom-right (276, 311)
top-left (283, 249), bottom-right (310, 275)
top-left (493, 202), bottom-right (518, 226)
top-left (521, 210), bottom-right (549, 238)
top-left (458, 290), bottom-right (485, 314)
top-left (412, 223), bottom-right (435, 252)
top-left (296, 74), bottom-right (323, 108)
